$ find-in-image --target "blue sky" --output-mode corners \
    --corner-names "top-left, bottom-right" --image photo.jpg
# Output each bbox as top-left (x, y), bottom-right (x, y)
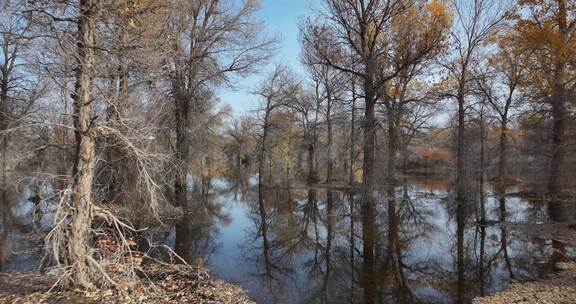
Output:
top-left (217, 0), bottom-right (316, 116)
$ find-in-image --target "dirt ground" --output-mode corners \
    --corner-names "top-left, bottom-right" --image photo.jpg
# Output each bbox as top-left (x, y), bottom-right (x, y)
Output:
top-left (473, 262), bottom-right (576, 304)
top-left (0, 269), bottom-right (254, 304)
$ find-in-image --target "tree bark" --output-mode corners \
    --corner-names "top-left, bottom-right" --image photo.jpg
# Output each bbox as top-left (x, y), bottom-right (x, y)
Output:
top-left (326, 93), bottom-right (334, 182)
top-left (258, 98), bottom-right (272, 188)
top-left (549, 0), bottom-right (568, 196)
top-left (498, 119), bottom-right (507, 184)
top-left (0, 77), bottom-right (8, 207)
top-left (0, 39), bottom-right (11, 209)
top-left (549, 83), bottom-right (567, 195)
top-left (456, 93), bottom-right (466, 204)
top-left (174, 92), bottom-right (192, 260)
top-left (349, 93), bottom-right (356, 185)
top-left (307, 141), bottom-right (318, 183)
top-left (387, 109), bottom-right (400, 185)
top-left (105, 56), bottom-right (130, 203)
top-left (68, 0), bottom-right (97, 288)
top-left (174, 95), bottom-right (191, 210)
top-left (362, 66), bottom-right (376, 205)
top-left (361, 65), bottom-right (376, 304)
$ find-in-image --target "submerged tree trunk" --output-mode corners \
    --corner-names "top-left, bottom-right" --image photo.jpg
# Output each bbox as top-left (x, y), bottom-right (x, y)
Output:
top-left (360, 199), bottom-right (376, 304)
top-left (348, 190), bottom-right (355, 302)
top-left (348, 84), bottom-right (357, 302)
top-left (258, 183), bottom-right (273, 275)
top-left (361, 66), bottom-right (377, 304)
top-left (68, 0), bottom-right (97, 288)
top-left (499, 195), bottom-right (514, 279)
top-left (456, 201), bottom-right (465, 304)
top-left (362, 67), bottom-right (376, 204)
top-left (174, 92), bottom-right (192, 260)
top-left (321, 189), bottom-right (335, 300)
top-left (174, 93), bottom-right (191, 211)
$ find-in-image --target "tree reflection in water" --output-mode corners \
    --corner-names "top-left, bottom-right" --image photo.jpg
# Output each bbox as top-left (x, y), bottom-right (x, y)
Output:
top-left (5, 173), bottom-right (569, 303)
top-left (201, 174), bottom-right (576, 304)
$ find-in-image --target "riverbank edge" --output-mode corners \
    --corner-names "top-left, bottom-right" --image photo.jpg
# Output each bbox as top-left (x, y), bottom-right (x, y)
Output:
top-left (0, 269), bottom-right (255, 304)
top-left (473, 262), bottom-right (576, 304)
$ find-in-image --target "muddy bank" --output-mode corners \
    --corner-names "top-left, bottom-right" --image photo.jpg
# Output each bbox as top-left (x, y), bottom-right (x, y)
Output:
top-left (473, 262), bottom-right (576, 304)
top-left (0, 268), bottom-right (254, 304)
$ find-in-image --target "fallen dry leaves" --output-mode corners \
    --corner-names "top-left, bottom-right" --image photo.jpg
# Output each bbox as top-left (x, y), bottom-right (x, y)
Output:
top-left (0, 265), bottom-right (254, 304)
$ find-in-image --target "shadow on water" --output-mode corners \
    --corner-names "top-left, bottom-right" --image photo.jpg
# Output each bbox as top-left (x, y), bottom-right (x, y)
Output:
top-left (2, 174), bottom-right (576, 304)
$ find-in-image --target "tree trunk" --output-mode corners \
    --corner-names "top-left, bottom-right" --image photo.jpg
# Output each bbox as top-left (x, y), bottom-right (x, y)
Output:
top-left (307, 141), bottom-right (317, 183)
top-left (258, 99), bottom-right (272, 189)
top-left (68, 0), bottom-right (97, 288)
top-left (456, 94), bottom-right (466, 204)
top-left (105, 57), bottom-right (130, 203)
top-left (326, 95), bottom-right (334, 182)
top-left (349, 95), bottom-right (356, 185)
top-left (497, 119), bottom-right (507, 193)
top-left (174, 93), bottom-right (191, 260)
top-left (0, 62), bottom-right (9, 207)
top-left (387, 110), bottom-right (400, 184)
top-left (362, 69), bottom-right (376, 203)
top-left (549, 87), bottom-right (567, 195)
top-left (479, 109), bottom-right (486, 221)
top-left (549, 0), bottom-right (568, 196)
top-left (361, 66), bottom-right (376, 304)
top-left (174, 94), bottom-right (191, 210)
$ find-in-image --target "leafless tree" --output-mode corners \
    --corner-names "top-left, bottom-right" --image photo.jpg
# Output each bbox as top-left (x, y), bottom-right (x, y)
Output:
top-left (162, 0), bottom-right (275, 259)
top-left (439, 0), bottom-right (508, 205)
top-left (476, 37), bottom-right (525, 192)
top-left (0, 0), bottom-right (45, 204)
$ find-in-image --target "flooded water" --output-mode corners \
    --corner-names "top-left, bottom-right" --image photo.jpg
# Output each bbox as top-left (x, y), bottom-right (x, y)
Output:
top-left (1, 176), bottom-right (574, 304)
top-left (201, 177), bottom-right (575, 304)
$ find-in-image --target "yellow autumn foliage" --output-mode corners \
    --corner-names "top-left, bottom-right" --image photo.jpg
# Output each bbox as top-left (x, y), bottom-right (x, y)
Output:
top-left (510, 0), bottom-right (576, 98)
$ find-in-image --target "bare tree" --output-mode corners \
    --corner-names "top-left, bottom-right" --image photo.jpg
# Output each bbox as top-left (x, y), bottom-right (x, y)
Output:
top-left (253, 65), bottom-right (294, 189)
top-left (439, 0), bottom-right (508, 205)
top-left (0, 0), bottom-right (44, 204)
top-left (438, 2), bottom-right (508, 302)
top-left (476, 35), bottom-right (525, 192)
top-left (308, 64), bottom-right (345, 182)
top-left (301, 0), bottom-right (450, 205)
top-left (163, 0), bottom-right (275, 259)
top-left (282, 75), bottom-right (321, 183)
top-left (66, 0), bottom-right (98, 288)
top-left (379, 0), bottom-right (450, 184)
top-left (301, 3), bottom-right (450, 301)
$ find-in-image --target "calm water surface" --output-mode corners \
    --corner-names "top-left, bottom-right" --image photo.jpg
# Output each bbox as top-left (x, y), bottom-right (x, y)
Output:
top-left (203, 178), bottom-right (574, 303)
top-left (1, 177), bottom-right (574, 304)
